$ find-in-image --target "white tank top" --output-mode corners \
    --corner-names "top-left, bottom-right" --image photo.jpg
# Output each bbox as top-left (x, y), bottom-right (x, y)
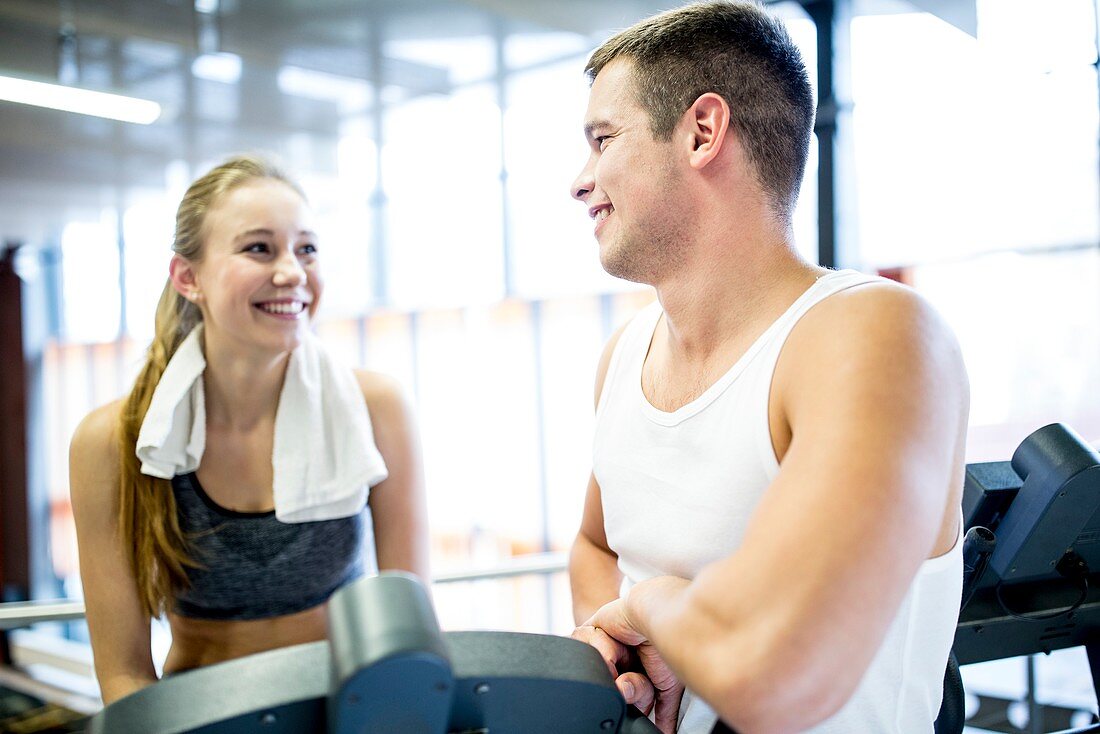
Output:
top-left (594, 270), bottom-right (963, 733)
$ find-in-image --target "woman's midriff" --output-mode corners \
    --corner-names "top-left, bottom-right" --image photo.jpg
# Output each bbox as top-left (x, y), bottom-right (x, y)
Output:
top-left (163, 603), bottom-right (329, 674)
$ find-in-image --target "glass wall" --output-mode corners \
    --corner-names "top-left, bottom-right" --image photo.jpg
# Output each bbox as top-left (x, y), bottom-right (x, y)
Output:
top-left (846, 3), bottom-right (1100, 724)
top-left (849, 0), bottom-right (1100, 460)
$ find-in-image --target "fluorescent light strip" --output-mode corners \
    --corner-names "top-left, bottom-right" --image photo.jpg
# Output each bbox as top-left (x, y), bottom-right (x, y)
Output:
top-left (0, 75), bottom-right (161, 125)
top-left (192, 52), bottom-right (241, 84)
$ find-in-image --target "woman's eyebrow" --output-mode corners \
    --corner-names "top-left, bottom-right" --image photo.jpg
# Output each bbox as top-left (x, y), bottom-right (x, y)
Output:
top-left (233, 228), bottom-right (274, 242)
top-left (233, 228), bottom-right (317, 241)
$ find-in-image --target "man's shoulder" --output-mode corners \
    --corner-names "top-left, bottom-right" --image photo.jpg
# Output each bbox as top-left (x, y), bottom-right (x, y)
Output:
top-left (772, 275), bottom-right (969, 465)
top-left (780, 278), bottom-right (964, 390)
top-left (798, 278), bottom-right (945, 343)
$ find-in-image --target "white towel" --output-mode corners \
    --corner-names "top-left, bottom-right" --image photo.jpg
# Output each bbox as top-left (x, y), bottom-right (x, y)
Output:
top-left (135, 323), bottom-right (389, 523)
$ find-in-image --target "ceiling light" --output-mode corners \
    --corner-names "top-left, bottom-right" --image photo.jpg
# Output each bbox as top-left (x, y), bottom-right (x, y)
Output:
top-left (192, 52), bottom-right (241, 84)
top-left (277, 65), bottom-right (370, 111)
top-left (0, 74), bottom-right (161, 124)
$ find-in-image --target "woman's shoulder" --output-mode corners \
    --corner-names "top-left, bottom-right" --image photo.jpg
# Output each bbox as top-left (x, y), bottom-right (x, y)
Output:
top-left (352, 370), bottom-right (406, 407)
top-left (70, 399), bottom-right (125, 477)
top-left (69, 400), bottom-right (128, 524)
top-left (351, 370), bottom-right (412, 429)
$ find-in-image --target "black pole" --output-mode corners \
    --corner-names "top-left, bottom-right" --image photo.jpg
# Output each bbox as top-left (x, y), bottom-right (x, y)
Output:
top-left (0, 244), bottom-right (30, 604)
top-left (1094, 0), bottom-right (1100, 246)
top-left (802, 0), bottom-right (854, 270)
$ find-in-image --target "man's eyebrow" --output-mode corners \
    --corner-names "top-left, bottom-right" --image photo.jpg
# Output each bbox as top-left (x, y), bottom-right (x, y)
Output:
top-left (584, 120), bottom-right (612, 140)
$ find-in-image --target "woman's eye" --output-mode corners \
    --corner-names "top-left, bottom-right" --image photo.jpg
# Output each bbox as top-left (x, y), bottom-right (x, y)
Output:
top-left (245, 242), bottom-right (270, 254)
top-left (299, 243), bottom-right (318, 256)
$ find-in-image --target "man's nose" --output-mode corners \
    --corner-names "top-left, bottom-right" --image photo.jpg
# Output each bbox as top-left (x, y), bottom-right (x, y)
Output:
top-left (571, 158), bottom-right (595, 202)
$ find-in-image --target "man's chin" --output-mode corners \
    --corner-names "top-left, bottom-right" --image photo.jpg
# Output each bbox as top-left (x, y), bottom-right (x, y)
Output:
top-left (600, 251), bottom-right (651, 285)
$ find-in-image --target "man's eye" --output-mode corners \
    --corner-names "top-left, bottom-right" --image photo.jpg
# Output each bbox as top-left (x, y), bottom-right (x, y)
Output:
top-left (596, 136), bottom-right (609, 150)
top-left (299, 243), bottom-right (318, 256)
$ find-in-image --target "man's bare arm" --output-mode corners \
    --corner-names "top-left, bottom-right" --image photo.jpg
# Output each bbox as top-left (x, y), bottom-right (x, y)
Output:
top-left (570, 473), bottom-right (622, 623)
top-left (569, 323), bottom-right (630, 623)
top-left (597, 284), bottom-right (968, 732)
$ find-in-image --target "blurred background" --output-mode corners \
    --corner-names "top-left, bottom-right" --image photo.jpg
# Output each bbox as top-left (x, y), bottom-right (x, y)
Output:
top-left (0, 0), bottom-right (1097, 731)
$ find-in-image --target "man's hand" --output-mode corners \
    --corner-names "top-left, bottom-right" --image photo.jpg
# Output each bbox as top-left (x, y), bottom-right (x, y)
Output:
top-left (574, 599), bottom-right (685, 733)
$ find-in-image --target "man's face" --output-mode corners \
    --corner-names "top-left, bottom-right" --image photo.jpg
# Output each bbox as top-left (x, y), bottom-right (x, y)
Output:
top-left (571, 58), bottom-right (685, 284)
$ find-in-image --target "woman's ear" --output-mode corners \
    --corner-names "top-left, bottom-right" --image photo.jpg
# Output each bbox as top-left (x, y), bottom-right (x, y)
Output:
top-left (169, 254), bottom-right (201, 303)
top-left (685, 92), bottom-right (731, 170)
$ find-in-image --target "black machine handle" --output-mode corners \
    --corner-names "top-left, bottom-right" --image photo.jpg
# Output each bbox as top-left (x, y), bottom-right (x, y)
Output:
top-left (961, 525), bottom-right (996, 611)
top-left (623, 707), bottom-right (662, 733)
top-left (88, 574), bottom-right (662, 734)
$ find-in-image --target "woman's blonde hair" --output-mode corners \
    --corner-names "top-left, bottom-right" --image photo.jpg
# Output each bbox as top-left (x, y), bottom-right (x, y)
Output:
top-left (118, 154), bottom-right (303, 617)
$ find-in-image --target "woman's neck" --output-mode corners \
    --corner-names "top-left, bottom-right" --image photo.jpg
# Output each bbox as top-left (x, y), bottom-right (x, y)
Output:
top-left (200, 331), bottom-right (291, 431)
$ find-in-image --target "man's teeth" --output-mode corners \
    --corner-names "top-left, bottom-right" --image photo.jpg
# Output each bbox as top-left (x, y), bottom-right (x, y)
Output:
top-left (259, 302), bottom-right (305, 315)
top-left (595, 207), bottom-right (613, 222)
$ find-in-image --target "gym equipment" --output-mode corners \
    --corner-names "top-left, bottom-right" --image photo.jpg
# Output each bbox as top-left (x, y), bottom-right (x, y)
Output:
top-left (935, 422), bottom-right (1100, 734)
top-left (956, 423), bottom-right (1100, 669)
top-left (716, 423), bottom-right (1100, 734)
top-left (86, 573), bottom-right (660, 734)
top-left (14, 422), bottom-right (1100, 733)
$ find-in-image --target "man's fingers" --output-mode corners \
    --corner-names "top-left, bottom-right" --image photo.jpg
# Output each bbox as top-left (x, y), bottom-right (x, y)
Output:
top-left (616, 671), bottom-right (655, 716)
top-left (652, 683), bottom-right (686, 734)
top-left (571, 625), bottom-right (629, 678)
top-left (636, 642), bottom-right (680, 691)
top-left (586, 599), bottom-right (647, 647)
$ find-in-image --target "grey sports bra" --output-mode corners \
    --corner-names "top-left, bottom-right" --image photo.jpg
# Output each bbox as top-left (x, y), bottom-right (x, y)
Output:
top-left (171, 472), bottom-right (365, 621)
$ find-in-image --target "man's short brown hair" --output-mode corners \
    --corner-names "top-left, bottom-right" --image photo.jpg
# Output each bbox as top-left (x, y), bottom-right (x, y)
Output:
top-left (586, 1), bottom-right (814, 220)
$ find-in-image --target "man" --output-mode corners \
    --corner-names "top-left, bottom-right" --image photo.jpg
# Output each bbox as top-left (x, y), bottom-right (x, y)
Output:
top-left (567, 2), bottom-right (969, 732)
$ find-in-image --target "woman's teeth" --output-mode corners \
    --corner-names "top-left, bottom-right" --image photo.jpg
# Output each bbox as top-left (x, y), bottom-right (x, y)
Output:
top-left (258, 302), bottom-right (304, 315)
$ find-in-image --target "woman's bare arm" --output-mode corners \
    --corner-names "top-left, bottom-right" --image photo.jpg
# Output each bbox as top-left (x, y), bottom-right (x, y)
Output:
top-left (69, 401), bottom-right (158, 704)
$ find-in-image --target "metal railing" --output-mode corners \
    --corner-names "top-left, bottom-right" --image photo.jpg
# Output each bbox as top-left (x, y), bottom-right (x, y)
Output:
top-left (432, 550), bottom-right (567, 584)
top-left (0, 600), bottom-right (88, 631)
top-left (0, 551), bottom-right (569, 631)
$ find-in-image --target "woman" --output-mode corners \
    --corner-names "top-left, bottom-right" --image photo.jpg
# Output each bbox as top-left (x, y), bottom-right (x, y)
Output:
top-left (69, 155), bottom-right (429, 704)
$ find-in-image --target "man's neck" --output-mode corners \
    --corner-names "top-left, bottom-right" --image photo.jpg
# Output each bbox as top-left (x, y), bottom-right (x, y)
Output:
top-left (651, 221), bottom-right (824, 364)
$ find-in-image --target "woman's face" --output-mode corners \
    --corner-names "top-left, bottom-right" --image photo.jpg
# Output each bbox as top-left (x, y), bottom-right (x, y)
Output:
top-left (186, 178), bottom-right (324, 355)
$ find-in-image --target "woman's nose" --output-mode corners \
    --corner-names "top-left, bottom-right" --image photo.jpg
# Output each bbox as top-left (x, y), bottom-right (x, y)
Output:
top-left (272, 251), bottom-right (306, 287)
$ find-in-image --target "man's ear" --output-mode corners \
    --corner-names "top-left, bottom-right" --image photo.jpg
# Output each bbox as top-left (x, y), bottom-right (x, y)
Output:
top-left (169, 254), bottom-right (200, 302)
top-left (684, 92), bottom-right (731, 170)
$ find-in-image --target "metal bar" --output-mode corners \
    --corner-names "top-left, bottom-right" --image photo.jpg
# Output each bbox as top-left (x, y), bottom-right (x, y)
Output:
top-left (367, 13), bottom-right (389, 308)
top-left (0, 243), bottom-right (30, 604)
top-left (1094, 0), bottom-right (1100, 246)
top-left (802, 0), bottom-right (855, 269)
top-left (1025, 654), bottom-right (1042, 734)
top-left (527, 301), bottom-right (557, 629)
top-left (0, 552), bottom-right (570, 629)
top-left (431, 551), bottom-right (567, 585)
top-left (0, 600), bottom-right (87, 630)
top-left (1087, 641), bottom-right (1100, 712)
top-left (802, 0), bottom-right (835, 268)
top-left (495, 18), bottom-right (514, 298)
top-left (599, 293), bottom-right (614, 342)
